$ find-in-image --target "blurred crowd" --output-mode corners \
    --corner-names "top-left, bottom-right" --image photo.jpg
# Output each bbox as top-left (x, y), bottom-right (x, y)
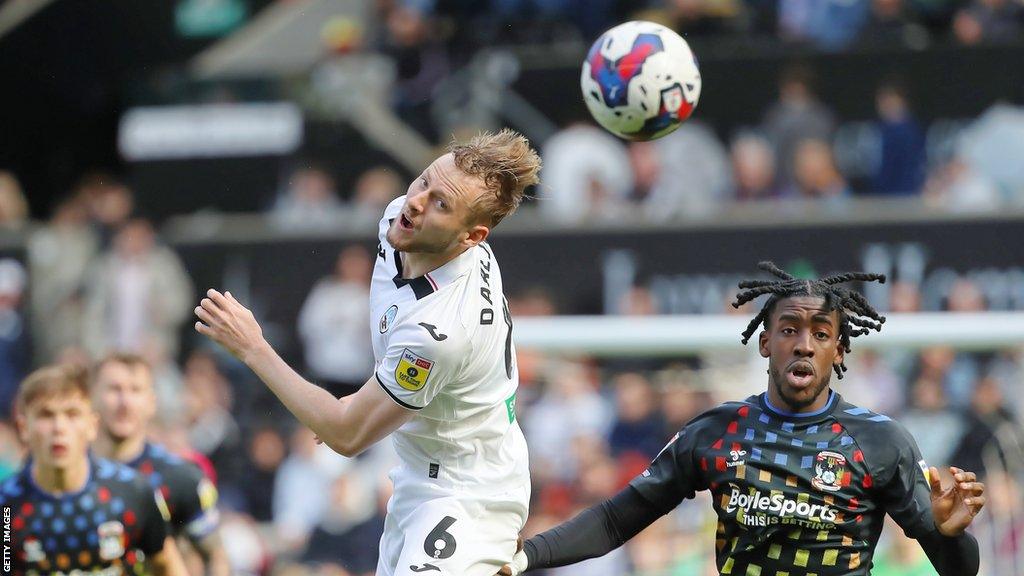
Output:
top-left (539, 68), bottom-right (1024, 223)
top-left (375, 0), bottom-right (1024, 53)
top-left (0, 2), bottom-right (1021, 572)
top-left (0, 177), bottom-right (1022, 573)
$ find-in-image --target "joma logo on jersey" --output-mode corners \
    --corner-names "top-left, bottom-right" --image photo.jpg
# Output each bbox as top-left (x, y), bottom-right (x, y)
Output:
top-left (396, 349), bottom-right (434, 391)
top-left (812, 450), bottom-right (847, 492)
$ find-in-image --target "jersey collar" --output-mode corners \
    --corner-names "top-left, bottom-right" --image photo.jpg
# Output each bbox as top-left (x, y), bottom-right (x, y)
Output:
top-left (759, 389), bottom-right (839, 420)
top-left (393, 243), bottom-right (479, 299)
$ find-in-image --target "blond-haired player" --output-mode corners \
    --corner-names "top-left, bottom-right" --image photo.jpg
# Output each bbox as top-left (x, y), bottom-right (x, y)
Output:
top-left (195, 129), bottom-right (541, 576)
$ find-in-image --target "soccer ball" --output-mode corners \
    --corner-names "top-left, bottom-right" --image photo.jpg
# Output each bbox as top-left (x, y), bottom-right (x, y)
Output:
top-left (581, 21), bottom-right (701, 141)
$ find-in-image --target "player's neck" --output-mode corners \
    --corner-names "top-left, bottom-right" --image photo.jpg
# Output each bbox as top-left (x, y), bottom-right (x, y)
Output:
top-left (32, 457), bottom-right (90, 495)
top-left (93, 432), bottom-right (147, 463)
top-left (765, 387), bottom-right (833, 415)
top-left (401, 245), bottom-right (469, 279)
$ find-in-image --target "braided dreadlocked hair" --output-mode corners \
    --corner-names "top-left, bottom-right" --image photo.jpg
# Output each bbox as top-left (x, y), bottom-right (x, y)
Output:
top-left (732, 261), bottom-right (887, 379)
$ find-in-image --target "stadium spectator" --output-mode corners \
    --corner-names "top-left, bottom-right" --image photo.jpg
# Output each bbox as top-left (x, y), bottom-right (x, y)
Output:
top-left (841, 348), bottom-right (904, 415)
top-left (640, 121), bottom-right (733, 220)
top-left (949, 376), bottom-right (1023, 478)
top-left (788, 138), bottom-right (851, 202)
top-left (729, 132), bottom-right (781, 201)
top-left (76, 172), bottom-right (135, 247)
top-left (300, 473), bottom-right (386, 574)
top-left (778, 0), bottom-right (870, 49)
top-left (524, 360), bottom-right (613, 483)
top-left (900, 376), bottom-right (966, 467)
top-left (859, 0), bottom-right (923, 46)
top-left (270, 163), bottom-right (345, 231)
top-left (239, 425), bottom-right (285, 522)
top-left (350, 165), bottom-right (405, 220)
top-left (273, 427), bottom-right (350, 551)
top-left (298, 245), bottom-right (374, 398)
top-left (607, 372), bottom-right (666, 460)
top-left (761, 66), bottom-right (836, 185)
top-left (922, 158), bottom-right (1001, 212)
top-left (374, 3), bottom-right (450, 140)
top-left (956, 102), bottom-right (1024, 206)
top-left (26, 193), bottom-right (98, 363)
top-left (82, 218), bottom-right (194, 360)
top-left (540, 123), bottom-right (633, 223)
top-left (0, 259), bottom-right (29, 417)
top-left (0, 171), bottom-right (28, 230)
top-left (182, 351), bottom-right (244, 488)
top-left (872, 79), bottom-right (927, 195)
top-left (953, 0), bottom-right (1024, 45)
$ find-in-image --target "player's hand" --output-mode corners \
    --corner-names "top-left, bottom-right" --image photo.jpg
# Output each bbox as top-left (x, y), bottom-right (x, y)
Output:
top-left (929, 466), bottom-right (985, 536)
top-left (497, 537), bottom-right (526, 575)
top-left (194, 289), bottom-right (266, 363)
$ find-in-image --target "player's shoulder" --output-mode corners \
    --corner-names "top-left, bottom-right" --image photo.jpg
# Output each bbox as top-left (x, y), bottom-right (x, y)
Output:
top-left (832, 396), bottom-right (915, 451)
top-left (392, 309), bottom-right (471, 357)
top-left (0, 469), bottom-right (27, 503)
top-left (143, 444), bottom-right (206, 485)
top-left (93, 457), bottom-right (151, 493)
top-left (671, 400), bottom-right (751, 444)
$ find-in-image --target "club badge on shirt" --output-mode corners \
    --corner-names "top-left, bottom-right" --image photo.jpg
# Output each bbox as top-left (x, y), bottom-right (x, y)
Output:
top-left (812, 451), bottom-right (847, 492)
top-left (396, 348), bottom-right (434, 391)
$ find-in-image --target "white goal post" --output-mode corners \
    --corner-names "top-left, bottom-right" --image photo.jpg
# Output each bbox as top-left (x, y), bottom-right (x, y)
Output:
top-left (514, 312), bottom-right (1024, 356)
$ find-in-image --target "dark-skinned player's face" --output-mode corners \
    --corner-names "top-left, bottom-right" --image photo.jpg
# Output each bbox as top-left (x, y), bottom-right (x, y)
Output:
top-left (758, 296), bottom-right (844, 412)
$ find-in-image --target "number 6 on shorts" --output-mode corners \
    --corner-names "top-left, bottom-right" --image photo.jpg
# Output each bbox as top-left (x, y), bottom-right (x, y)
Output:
top-left (424, 516), bottom-right (458, 559)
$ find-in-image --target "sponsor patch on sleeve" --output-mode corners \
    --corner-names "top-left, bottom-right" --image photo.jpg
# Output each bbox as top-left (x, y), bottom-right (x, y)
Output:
top-left (396, 348), bottom-right (434, 391)
top-left (918, 459), bottom-right (930, 484)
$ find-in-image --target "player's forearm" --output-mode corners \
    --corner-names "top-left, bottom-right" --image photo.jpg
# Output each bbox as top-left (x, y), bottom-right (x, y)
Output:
top-left (150, 537), bottom-right (190, 576)
top-left (918, 528), bottom-right (980, 576)
top-left (242, 341), bottom-right (350, 445)
top-left (523, 486), bottom-right (663, 570)
top-left (195, 533), bottom-right (231, 576)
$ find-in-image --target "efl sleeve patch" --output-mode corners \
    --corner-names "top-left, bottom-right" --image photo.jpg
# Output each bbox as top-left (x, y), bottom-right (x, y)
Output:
top-left (395, 348), bottom-right (435, 391)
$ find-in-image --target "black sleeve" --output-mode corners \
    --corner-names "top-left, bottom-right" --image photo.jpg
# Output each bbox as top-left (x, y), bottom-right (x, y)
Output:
top-left (523, 486), bottom-right (665, 570)
top-left (172, 465), bottom-right (220, 543)
top-left (627, 422), bottom-right (706, 513)
top-left (875, 421), bottom-right (935, 538)
top-left (134, 480), bottom-right (170, 555)
top-left (917, 529), bottom-right (981, 576)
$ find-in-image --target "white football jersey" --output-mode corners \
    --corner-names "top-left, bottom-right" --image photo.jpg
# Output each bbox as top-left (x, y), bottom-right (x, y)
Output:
top-left (371, 197), bottom-right (530, 497)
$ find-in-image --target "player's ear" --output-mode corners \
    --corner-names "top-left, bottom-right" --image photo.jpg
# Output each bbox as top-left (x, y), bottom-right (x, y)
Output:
top-left (462, 224), bottom-right (489, 248)
top-left (758, 330), bottom-right (770, 358)
top-left (833, 341), bottom-right (845, 369)
top-left (15, 411), bottom-right (28, 444)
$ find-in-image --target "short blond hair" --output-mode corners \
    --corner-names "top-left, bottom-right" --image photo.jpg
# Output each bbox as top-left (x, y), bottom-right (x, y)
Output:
top-left (450, 128), bottom-right (541, 228)
top-left (15, 365), bottom-right (90, 415)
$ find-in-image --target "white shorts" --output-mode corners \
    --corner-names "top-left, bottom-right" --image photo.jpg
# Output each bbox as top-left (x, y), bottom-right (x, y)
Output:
top-left (376, 484), bottom-right (530, 576)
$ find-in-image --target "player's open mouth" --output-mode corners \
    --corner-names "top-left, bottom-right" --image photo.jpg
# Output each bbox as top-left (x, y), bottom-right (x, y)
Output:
top-left (399, 213), bottom-right (414, 230)
top-left (786, 362), bottom-right (815, 388)
top-left (50, 444), bottom-right (68, 456)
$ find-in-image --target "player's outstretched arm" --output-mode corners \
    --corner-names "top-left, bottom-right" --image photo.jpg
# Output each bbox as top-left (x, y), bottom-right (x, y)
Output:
top-left (498, 485), bottom-right (665, 575)
top-left (149, 536), bottom-right (189, 576)
top-left (913, 466), bottom-right (985, 576)
top-left (195, 289), bottom-right (414, 457)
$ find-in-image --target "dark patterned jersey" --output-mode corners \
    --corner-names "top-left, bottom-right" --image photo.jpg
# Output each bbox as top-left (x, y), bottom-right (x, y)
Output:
top-left (631, 391), bottom-right (935, 576)
top-left (0, 457), bottom-right (169, 575)
top-left (126, 442), bottom-right (218, 544)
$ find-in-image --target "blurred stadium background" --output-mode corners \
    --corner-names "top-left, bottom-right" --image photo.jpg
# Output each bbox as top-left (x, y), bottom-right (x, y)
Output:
top-left (2, 0), bottom-right (1024, 574)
